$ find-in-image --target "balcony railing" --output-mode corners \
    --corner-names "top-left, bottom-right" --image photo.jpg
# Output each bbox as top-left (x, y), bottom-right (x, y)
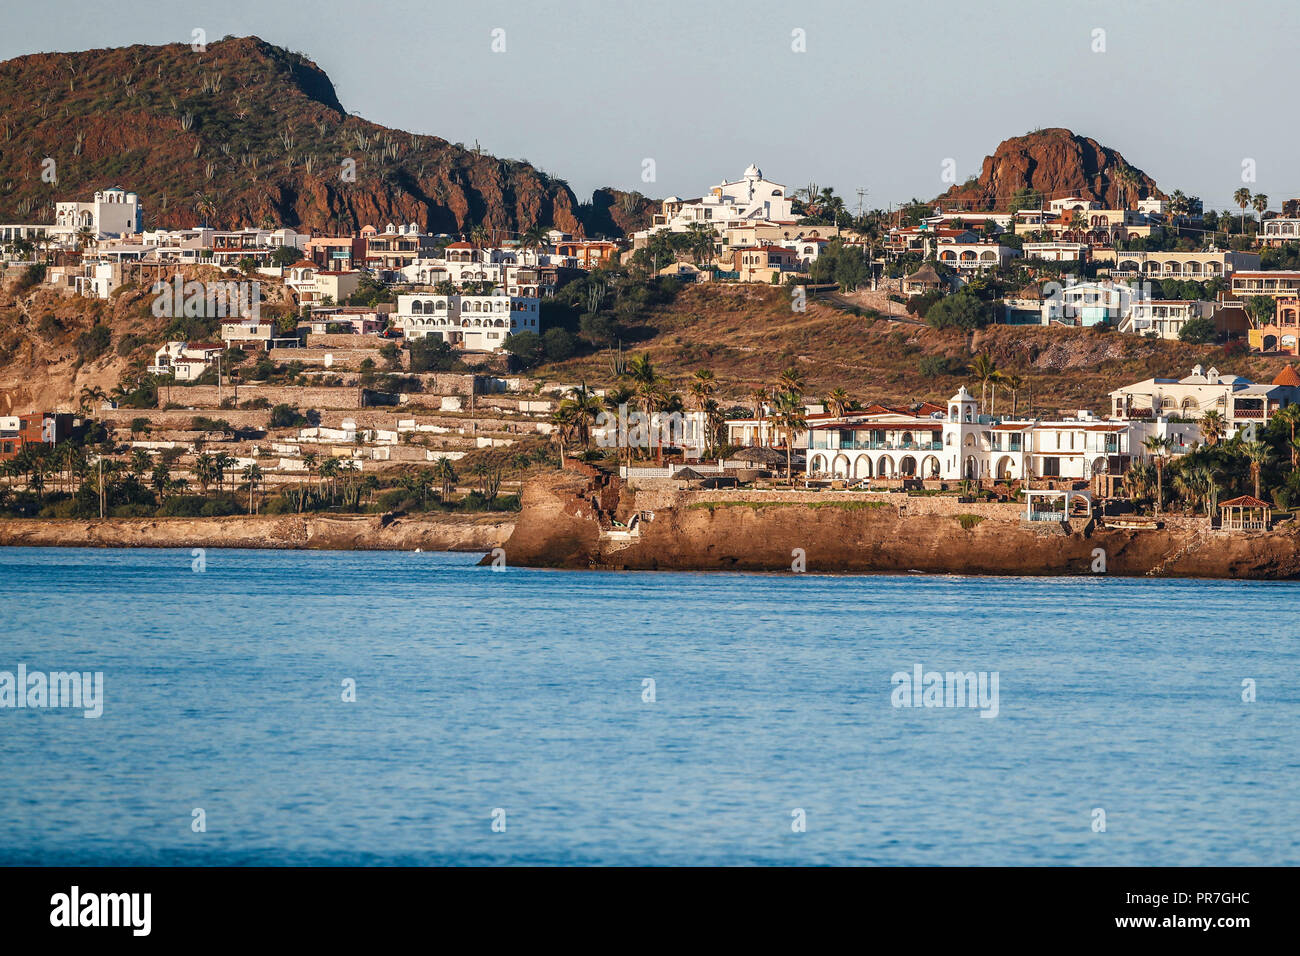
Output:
top-left (837, 440), bottom-right (943, 451)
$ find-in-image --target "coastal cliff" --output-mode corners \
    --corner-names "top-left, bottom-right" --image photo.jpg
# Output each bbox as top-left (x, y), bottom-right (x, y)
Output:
top-left (500, 471), bottom-right (1300, 579)
top-left (0, 512), bottom-right (512, 552)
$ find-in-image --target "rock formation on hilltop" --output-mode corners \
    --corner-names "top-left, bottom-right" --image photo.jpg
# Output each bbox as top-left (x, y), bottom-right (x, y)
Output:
top-left (935, 128), bottom-right (1162, 211)
top-left (0, 36), bottom-right (625, 236)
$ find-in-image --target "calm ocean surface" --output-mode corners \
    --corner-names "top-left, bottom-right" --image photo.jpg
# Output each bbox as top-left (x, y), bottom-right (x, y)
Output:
top-left (0, 546), bottom-right (1296, 866)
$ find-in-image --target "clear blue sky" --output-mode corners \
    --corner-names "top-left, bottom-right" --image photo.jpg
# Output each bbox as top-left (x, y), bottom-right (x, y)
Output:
top-left (5, 0), bottom-right (1296, 213)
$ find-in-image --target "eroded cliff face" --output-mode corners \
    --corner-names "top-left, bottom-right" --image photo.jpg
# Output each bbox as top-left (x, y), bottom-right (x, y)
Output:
top-left (500, 472), bottom-right (1300, 579)
top-left (935, 128), bottom-right (1162, 210)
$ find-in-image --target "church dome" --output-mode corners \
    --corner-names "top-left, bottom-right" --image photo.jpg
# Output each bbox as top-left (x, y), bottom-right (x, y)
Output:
top-left (743, 163), bottom-right (762, 179)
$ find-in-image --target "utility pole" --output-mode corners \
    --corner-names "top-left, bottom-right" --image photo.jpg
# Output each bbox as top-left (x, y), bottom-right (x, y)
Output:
top-left (98, 454), bottom-right (104, 519)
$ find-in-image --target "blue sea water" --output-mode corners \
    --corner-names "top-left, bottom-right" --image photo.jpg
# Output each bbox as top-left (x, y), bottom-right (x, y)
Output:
top-left (0, 546), bottom-right (1296, 866)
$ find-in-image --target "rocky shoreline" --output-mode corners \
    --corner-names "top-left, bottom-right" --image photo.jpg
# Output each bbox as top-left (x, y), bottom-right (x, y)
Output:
top-left (0, 512), bottom-right (514, 553)
top-left (496, 470), bottom-right (1300, 579)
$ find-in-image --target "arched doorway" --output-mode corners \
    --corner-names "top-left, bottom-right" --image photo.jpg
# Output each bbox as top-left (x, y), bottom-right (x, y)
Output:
top-left (832, 454), bottom-right (850, 477)
top-left (921, 455), bottom-right (940, 478)
top-left (900, 456), bottom-right (917, 477)
top-left (996, 456), bottom-right (1014, 479)
top-left (854, 457), bottom-right (872, 479)
top-left (876, 455), bottom-right (895, 478)
top-left (964, 456), bottom-right (979, 479)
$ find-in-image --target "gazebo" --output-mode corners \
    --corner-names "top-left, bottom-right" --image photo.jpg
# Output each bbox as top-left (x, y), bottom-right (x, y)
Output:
top-left (1023, 488), bottom-right (1093, 522)
top-left (1219, 495), bottom-right (1270, 531)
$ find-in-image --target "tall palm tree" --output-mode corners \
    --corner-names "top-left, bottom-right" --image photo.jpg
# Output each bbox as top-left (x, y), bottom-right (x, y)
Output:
top-left (1273, 404), bottom-right (1300, 464)
top-left (603, 384), bottom-right (636, 468)
top-left (624, 354), bottom-right (662, 461)
top-left (771, 390), bottom-right (807, 484)
top-left (1142, 436), bottom-right (1173, 515)
top-left (777, 366), bottom-right (805, 396)
top-left (1252, 194), bottom-right (1269, 233)
top-left (433, 457), bottom-right (458, 501)
top-left (193, 452), bottom-right (216, 494)
top-left (1002, 373), bottom-right (1025, 416)
top-left (1242, 440), bottom-right (1273, 501)
top-left (151, 462), bottom-right (171, 501)
top-left (242, 462), bottom-right (263, 514)
top-left (1233, 187), bottom-right (1252, 234)
top-left (519, 221), bottom-right (550, 265)
top-left (749, 386), bottom-right (769, 446)
top-left (967, 352), bottom-right (998, 415)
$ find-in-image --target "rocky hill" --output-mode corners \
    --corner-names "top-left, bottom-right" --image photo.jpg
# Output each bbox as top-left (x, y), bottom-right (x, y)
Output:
top-left (935, 128), bottom-right (1162, 211)
top-left (0, 36), bottom-right (644, 237)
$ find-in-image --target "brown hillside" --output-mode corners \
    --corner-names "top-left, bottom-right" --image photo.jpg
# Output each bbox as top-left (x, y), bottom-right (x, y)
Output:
top-left (0, 36), bottom-right (593, 236)
top-left (545, 286), bottom-right (1292, 413)
top-left (935, 128), bottom-right (1162, 211)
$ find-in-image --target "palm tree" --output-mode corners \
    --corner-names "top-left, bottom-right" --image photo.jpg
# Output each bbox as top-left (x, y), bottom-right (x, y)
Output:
top-left (1273, 404), bottom-right (1300, 465)
top-left (771, 391), bottom-right (807, 484)
top-left (193, 452), bottom-right (216, 494)
top-left (562, 382), bottom-right (603, 449)
top-left (1252, 194), bottom-right (1269, 233)
top-left (825, 387), bottom-right (852, 418)
top-left (967, 352), bottom-right (998, 415)
top-left (1233, 187), bottom-right (1252, 234)
top-left (1242, 440), bottom-right (1273, 501)
top-left (433, 457), bottom-right (458, 501)
top-left (75, 225), bottom-right (96, 254)
top-left (603, 384), bottom-right (636, 468)
top-left (1142, 436), bottom-right (1173, 515)
top-left (194, 191), bottom-right (217, 228)
top-left (242, 463), bottom-right (263, 514)
top-left (690, 368), bottom-right (716, 405)
top-left (79, 385), bottom-right (106, 413)
top-left (684, 222), bottom-right (714, 267)
top-left (1199, 409), bottom-right (1227, 448)
top-left (1002, 373), bottom-right (1025, 416)
top-left (519, 221), bottom-right (549, 266)
top-left (215, 452), bottom-right (235, 493)
top-left (1174, 462), bottom-right (1221, 517)
top-left (151, 462), bottom-right (171, 501)
top-left (549, 403), bottom-right (578, 466)
top-left (624, 354), bottom-right (662, 461)
top-left (749, 386), bottom-right (769, 446)
top-left (778, 366), bottom-right (805, 396)
top-left (319, 457), bottom-right (341, 500)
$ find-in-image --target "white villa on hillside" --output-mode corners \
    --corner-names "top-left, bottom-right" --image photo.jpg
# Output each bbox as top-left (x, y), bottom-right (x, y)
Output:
top-left (1109, 364), bottom-right (1300, 428)
top-left (393, 293), bottom-right (540, 351)
top-left (805, 387), bottom-right (1200, 482)
top-left (147, 341), bottom-right (224, 382)
top-left (636, 164), bottom-right (796, 244)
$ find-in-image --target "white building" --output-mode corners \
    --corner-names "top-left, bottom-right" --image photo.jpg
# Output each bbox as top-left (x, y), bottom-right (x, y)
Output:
top-left (805, 387), bottom-right (1200, 483)
top-left (1109, 364), bottom-right (1300, 429)
top-left (1118, 300), bottom-right (1215, 340)
top-left (147, 341), bottom-right (224, 382)
top-left (1043, 279), bottom-right (1145, 327)
top-left (394, 293), bottom-right (540, 351)
top-left (55, 186), bottom-right (143, 238)
top-left (638, 164), bottom-right (796, 241)
top-left (935, 242), bottom-right (1019, 272)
